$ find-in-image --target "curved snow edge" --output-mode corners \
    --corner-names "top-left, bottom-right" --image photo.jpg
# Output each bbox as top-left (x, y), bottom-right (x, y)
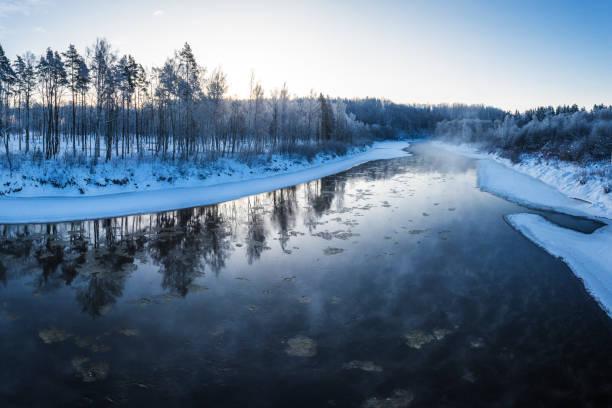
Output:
top-left (506, 213), bottom-right (612, 317)
top-left (428, 140), bottom-right (611, 221)
top-left (0, 141), bottom-right (411, 224)
top-left (477, 159), bottom-right (609, 221)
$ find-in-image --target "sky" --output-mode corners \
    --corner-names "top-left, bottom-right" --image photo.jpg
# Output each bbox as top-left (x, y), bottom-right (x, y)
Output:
top-left (1, 0), bottom-right (612, 111)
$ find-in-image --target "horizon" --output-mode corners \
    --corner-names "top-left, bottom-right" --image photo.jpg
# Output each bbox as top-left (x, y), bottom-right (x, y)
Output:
top-left (1, 0), bottom-right (612, 111)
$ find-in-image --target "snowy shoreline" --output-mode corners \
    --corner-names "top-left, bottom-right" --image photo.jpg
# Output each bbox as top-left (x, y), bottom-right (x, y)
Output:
top-left (506, 214), bottom-right (612, 317)
top-left (428, 140), bottom-right (612, 318)
top-left (0, 141), bottom-right (410, 224)
top-left (1, 143), bottom-right (385, 198)
top-left (430, 140), bottom-right (612, 220)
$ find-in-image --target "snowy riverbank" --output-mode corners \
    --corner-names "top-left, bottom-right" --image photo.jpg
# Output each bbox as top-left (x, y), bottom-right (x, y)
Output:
top-left (0, 141), bottom-right (410, 223)
top-left (428, 140), bottom-right (612, 318)
top-left (506, 214), bottom-right (612, 316)
top-left (430, 141), bottom-right (612, 220)
top-left (0, 143), bottom-right (385, 198)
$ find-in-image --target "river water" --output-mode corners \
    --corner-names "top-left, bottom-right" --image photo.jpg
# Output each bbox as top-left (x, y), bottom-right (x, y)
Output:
top-left (0, 143), bottom-right (610, 407)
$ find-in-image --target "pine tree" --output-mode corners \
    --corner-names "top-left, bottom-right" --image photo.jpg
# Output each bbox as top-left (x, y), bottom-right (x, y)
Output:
top-left (17, 52), bottom-right (35, 152)
top-left (63, 44), bottom-right (85, 154)
top-left (117, 54), bottom-right (138, 156)
top-left (76, 57), bottom-right (90, 147)
top-left (12, 55), bottom-right (25, 147)
top-left (88, 38), bottom-right (116, 160)
top-left (37, 48), bottom-right (67, 158)
top-left (0, 44), bottom-right (16, 170)
top-left (177, 43), bottom-right (201, 156)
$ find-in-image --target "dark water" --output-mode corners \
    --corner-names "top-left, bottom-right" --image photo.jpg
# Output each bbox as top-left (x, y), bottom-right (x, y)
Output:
top-left (1, 144), bottom-right (611, 408)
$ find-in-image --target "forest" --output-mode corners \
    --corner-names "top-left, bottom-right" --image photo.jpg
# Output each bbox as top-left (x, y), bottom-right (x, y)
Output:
top-left (0, 39), bottom-right (502, 171)
top-left (2, 38), bottom-right (607, 173)
top-left (0, 39), bottom-right (363, 166)
top-left (434, 105), bottom-right (612, 163)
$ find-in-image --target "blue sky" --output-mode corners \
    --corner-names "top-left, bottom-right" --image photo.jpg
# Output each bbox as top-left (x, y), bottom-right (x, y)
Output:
top-left (1, 0), bottom-right (612, 110)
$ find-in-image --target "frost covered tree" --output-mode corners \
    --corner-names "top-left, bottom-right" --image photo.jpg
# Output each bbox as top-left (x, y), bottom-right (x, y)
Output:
top-left (76, 55), bottom-right (90, 147)
top-left (207, 67), bottom-right (228, 154)
top-left (154, 57), bottom-right (178, 158)
top-left (434, 104), bottom-right (612, 162)
top-left (63, 44), bottom-right (85, 154)
top-left (252, 80), bottom-right (265, 152)
top-left (177, 43), bottom-right (202, 156)
top-left (37, 48), bottom-right (67, 157)
top-left (0, 39), bottom-right (502, 168)
top-left (17, 52), bottom-right (35, 152)
top-left (88, 38), bottom-right (116, 160)
top-left (12, 56), bottom-right (25, 149)
top-left (117, 54), bottom-right (139, 156)
top-left (319, 94), bottom-right (335, 142)
top-left (0, 44), bottom-right (15, 169)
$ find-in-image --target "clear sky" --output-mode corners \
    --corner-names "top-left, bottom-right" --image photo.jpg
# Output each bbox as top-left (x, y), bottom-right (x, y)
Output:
top-left (1, 0), bottom-right (612, 111)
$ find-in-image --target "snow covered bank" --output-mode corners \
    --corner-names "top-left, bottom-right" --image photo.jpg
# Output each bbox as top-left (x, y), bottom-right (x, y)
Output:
top-left (1, 143), bottom-right (397, 198)
top-left (506, 214), bottom-right (612, 316)
top-left (429, 140), bottom-right (612, 317)
top-left (0, 141), bottom-right (410, 224)
top-left (477, 160), bottom-right (609, 220)
top-left (430, 140), bottom-right (612, 220)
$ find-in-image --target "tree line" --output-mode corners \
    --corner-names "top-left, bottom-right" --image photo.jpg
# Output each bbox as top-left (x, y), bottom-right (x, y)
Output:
top-left (0, 38), bottom-right (516, 170)
top-left (434, 104), bottom-right (612, 162)
top-left (0, 39), bottom-right (369, 168)
top-left (345, 98), bottom-right (506, 138)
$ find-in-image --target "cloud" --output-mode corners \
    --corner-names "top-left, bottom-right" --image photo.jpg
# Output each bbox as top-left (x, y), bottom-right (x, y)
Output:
top-left (153, 9), bottom-right (164, 17)
top-left (0, 0), bottom-right (44, 18)
top-left (33, 26), bottom-right (45, 33)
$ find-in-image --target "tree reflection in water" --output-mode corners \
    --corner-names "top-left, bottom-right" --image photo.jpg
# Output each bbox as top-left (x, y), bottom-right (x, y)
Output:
top-left (0, 159), bottom-right (405, 317)
top-left (270, 187), bottom-right (298, 254)
top-left (246, 197), bottom-right (268, 264)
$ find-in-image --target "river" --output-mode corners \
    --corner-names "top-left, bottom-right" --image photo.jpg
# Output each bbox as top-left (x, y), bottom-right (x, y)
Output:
top-left (0, 143), bottom-right (610, 407)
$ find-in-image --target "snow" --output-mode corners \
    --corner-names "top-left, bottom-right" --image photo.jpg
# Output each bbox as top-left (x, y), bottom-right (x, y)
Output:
top-left (0, 141), bottom-right (410, 224)
top-left (429, 140), bottom-right (612, 317)
top-left (506, 214), bottom-right (612, 317)
top-left (430, 140), bottom-right (612, 219)
top-left (1, 142), bottom-right (398, 198)
top-left (477, 160), bottom-right (609, 221)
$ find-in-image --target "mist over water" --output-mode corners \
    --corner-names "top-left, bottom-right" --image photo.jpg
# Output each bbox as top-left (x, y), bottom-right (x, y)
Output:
top-left (1, 144), bottom-right (611, 407)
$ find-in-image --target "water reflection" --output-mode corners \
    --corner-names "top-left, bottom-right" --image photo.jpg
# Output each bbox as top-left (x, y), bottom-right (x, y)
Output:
top-left (2, 145), bottom-right (611, 407)
top-left (246, 197), bottom-right (269, 264)
top-left (0, 160), bottom-right (406, 315)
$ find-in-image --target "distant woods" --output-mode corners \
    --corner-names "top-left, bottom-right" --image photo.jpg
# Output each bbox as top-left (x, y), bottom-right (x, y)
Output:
top-left (435, 105), bottom-right (612, 162)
